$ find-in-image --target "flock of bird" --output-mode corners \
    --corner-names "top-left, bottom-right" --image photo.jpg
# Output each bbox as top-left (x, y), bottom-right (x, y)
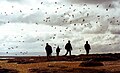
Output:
top-left (0, 1), bottom-right (119, 55)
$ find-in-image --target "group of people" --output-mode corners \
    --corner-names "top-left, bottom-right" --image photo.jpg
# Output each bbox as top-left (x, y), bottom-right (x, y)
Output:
top-left (45, 40), bottom-right (91, 57)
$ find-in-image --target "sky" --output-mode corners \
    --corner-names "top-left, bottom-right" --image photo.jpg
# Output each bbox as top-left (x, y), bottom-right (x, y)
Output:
top-left (0, 0), bottom-right (120, 56)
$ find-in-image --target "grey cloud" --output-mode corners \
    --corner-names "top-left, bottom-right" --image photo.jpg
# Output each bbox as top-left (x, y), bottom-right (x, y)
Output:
top-left (91, 44), bottom-right (120, 53)
top-left (6, 0), bottom-right (25, 3)
top-left (1, 0), bottom-right (120, 35)
top-left (109, 26), bottom-right (120, 34)
top-left (0, 0), bottom-right (120, 55)
top-left (102, 2), bottom-right (115, 9)
top-left (66, 0), bottom-right (118, 4)
top-left (0, 21), bottom-right (5, 25)
top-left (11, 11), bottom-right (69, 26)
top-left (13, 12), bottom-right (44, 23)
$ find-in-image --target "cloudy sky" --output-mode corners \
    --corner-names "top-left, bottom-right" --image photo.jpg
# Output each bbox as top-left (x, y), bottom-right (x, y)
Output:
top-left (0, 0), bottom-right (120, 56)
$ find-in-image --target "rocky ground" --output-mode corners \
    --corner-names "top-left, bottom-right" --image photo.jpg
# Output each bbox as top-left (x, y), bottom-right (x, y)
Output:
top-left (0, 53), bottom-right (120, 73)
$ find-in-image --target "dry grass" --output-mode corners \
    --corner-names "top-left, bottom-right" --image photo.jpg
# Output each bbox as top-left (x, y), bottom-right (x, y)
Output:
top-left (0, 59), bottom-right (120, 73)
top-left (0, 54), bottom-right (120, 73)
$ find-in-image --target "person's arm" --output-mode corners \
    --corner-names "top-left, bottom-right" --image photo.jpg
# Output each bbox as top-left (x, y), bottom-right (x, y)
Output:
top-left (70, 44), bottom-right (72, 50)
top-left (45, 46), bottom-right (47, 50)
top-left (89, 44), bottom-right (91, 50)
top-left (50, 46), bottom-right (52, 52)
top-left (84, 44), bottom-right (85, 48)
top-left (65, 44), bottom-right (67, 50)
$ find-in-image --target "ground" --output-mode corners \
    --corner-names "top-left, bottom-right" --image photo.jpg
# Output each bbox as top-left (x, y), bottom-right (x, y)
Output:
top-left (0, 54), bottom-right (120, 73)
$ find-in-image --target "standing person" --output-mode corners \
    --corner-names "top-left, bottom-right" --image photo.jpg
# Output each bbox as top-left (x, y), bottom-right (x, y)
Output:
top-left (65, 40), bottom-right (72, 56)
top-left (56, 46), bottom-right (60, 56)
top-left (45, 43), bottom-right (52, 57)
top-left (84, 41), bottom-right (91, 55)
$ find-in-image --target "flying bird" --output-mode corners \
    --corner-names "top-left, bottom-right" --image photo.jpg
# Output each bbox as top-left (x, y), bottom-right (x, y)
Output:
top-left (97, 5), bottom-right (99, 7)
top-left (109, 4), bottom-right (112, 7)
top-left (20, 10), bottom-right (22, 13)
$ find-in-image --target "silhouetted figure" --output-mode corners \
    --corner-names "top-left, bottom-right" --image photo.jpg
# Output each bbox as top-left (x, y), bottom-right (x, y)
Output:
top-left (56, 46), bottom-right (60, 56)
top-left (84, 41), bottom-right (91, 55)
top-left (65, 40), bottom-right (72, 56)
top-left (45, 43), bottom-right (52, 57)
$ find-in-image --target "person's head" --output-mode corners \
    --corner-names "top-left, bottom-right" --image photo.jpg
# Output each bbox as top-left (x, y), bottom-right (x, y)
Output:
top-left (46, 43), bottom-right (48, 46)
top-left (68, 40), bottom-right (70, 43)
top-left (86, 41), bottom-right (88, 44)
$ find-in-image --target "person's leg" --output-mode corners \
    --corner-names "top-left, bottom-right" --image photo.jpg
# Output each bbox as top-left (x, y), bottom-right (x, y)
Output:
top-left (46, 52), bottom-right (49, 60)
top-left (69, 51), bottom-right (71, 56)
top-left (88, 50), bottom-right (89, 55)
top-left (57, 52), bottom-right (59, 56)
top-left (49, 53), bottom-right (52, 56)
top-left (47, 52), bottom-right (49, 56)
top-left (86, 50), bottom-right (89, 55)
top-left (58, 52), bottom-right (59, 56)
top-left (65, 50), bottom-right (68, 56)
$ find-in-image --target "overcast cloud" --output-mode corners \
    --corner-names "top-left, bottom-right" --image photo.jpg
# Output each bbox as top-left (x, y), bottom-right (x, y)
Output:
top-left (0, 0), bottom-right (120, 56)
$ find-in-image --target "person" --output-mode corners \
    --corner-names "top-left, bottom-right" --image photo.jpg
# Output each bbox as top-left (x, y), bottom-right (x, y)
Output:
top-left (84, 41), bottom-right (91, 55)
top-left (65, 40), bottom-right (72, 56)
top-left (56, 46), bottom-right (60, 56)
top-left (45, 43), bottom-right (52, 57)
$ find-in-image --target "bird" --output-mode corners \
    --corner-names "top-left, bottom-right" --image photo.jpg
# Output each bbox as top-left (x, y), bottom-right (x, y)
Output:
top-left (41, 2), bottom-right (43, 4)
top-left (97, 5), bottom-right (99, 7)
top-left (106, 9), bottom-right (108, 11)
top-left (82, 19), bottom-right (85, 22)
top-left (37, 8), bottom-right (40, 10)
top-left (109, 4), bottom-right (112, 7)
top-left (83, 4), bottom-right (87, 6)
top-left (87, 13), bottom-right (89, 17)
top-left (12, 6), bottom-right (14, 8)
top-left (20, 10), bottom-right (22, 13)
top-left (36, 23), bottom-right (38, 25)
top-left (55, 2), bottom-right (57, 4)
